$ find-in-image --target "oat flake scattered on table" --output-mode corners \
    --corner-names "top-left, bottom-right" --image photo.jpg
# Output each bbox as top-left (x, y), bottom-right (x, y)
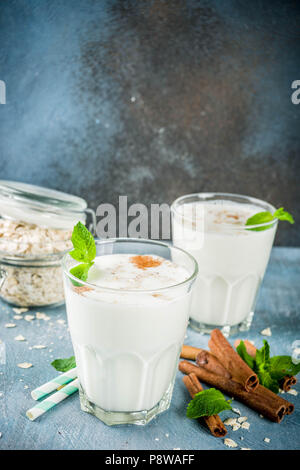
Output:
top-left (36, 312), bottom-right (50, 321)
top-left (260, 327), bottom-right (272, 336)
top-left (223, 418), bottom-right (237, 426)
top-left (232, 423), bottom-right (241, 431)
top-left (224, 438), bottom-right (238, 448)
top-left (25, 314), bottom-right (35, 322)
top-left (241, 422), bottom-right (250, 430)
top-left (14, 335), bottom-right (26, 341)
top-left (5, 323), bottom-right (16, 328)
top-left (12, 307), bottom-right (28, 314)
top-left (264, 438), bottom-right (270, 443)
top-left (32, 345), bottom-right (46, 349)
top-left (287, 389), bottom-right (298, 396)
top-left (17, 362), bottom-right (33, 369)
top-left (237, 416), bottom-right (248, 423)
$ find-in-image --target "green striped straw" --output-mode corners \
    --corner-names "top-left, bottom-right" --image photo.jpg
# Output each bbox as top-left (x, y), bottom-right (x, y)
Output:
top-left (31, 367), bottom-right (77, 400)
top-left (26, 378), bottom-right (79, 421)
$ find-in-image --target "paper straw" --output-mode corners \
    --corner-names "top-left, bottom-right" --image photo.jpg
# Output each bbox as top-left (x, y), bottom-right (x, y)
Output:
top-left (31, 367), bottom-right (77, 400)
top-left (26, 378), bottom-right (79, 421)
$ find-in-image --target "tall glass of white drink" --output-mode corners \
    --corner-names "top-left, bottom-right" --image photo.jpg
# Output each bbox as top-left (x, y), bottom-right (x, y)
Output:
top-left (171, 193), bottom-right (277, 336)
top-left (62, 238), bottom-right (197, 425)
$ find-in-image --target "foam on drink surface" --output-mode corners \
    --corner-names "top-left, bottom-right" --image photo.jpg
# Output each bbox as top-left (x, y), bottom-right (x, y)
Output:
top-left (176, 200), bottom-right (264, 233)
top-left (87, 254), bottom-right (189, 290)
top-left (78, 254), bottom-right (190, 301)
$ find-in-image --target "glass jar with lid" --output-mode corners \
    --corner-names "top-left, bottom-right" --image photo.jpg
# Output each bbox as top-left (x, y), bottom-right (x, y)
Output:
top-left (0, 180), bottom-right (96, 307)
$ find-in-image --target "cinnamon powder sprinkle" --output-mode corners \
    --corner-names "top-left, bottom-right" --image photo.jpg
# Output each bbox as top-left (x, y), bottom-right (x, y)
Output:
top-left (72, 285), bottom-right (93, 295)
top-left (130, 255), bottom-right (162, 270)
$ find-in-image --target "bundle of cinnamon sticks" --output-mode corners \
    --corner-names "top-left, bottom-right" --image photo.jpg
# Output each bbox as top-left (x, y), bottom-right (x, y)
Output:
top-left (179, 329), bottom-right (295, 437)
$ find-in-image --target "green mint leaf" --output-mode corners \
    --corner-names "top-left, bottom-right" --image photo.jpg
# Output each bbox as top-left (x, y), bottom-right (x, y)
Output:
top-left (69, 222), bottom-right (96, 281)
top-left (273, 208), bottom-right (294, 224)
top-left (236, 340), bottom-right (255, 369)
top-left (255, 340), bottom-right (270, 367)
top-left (252, 340), bottom-right (277, 392)
top-left (246, 211), bottom-right (274, 231)
top-left (246, 211), bottom-right (274, 226)
top-left (246, 207), bottom-right (294, 231)
top-left (256, 370), bottom-right (279, 394)
top-left (254, 340), bottom-right (273, 387)
top-left (69, 248), bottom-right (89, 263)
top-left (71, 221), bottom-right (96, 263)
top-left (51, 356), bottom-right (76, 372)
top-left (186, 388), bottom-right (232, 419)
top-left (269, 356), bottom-right (300, 381)
top-left (70, 262), bottom-right (93, 282)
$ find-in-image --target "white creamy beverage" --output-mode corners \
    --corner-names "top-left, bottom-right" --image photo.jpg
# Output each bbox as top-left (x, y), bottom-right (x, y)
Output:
top-left (172, 198), bottom-right (277, 330)
top-left (64, 253), bottom-right (192, 416)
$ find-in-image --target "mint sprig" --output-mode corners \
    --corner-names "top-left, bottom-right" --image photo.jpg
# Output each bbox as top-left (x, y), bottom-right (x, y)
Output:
top-left (237, 340), bottom-right (300, 393)
top-left (270, 356), bottom-right (300, 380)
top-left (236, 340), bottom-right (255, 370)
top-left (254, 341), bottom-right (279, 393)
top-left (70, 262), bottom-right (93, 282)
top-left (69, 222), bottom-right (96, 281)
top-left (51, 356), bottom-right (76, 372)
top-left (246, 207), bottom-right (294, 231)
top-left (186, 388), bottom-right (232, 419)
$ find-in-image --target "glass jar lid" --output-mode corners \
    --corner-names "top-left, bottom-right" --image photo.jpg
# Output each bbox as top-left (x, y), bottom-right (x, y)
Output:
top-left (0, 180), bottom-right (88, 229)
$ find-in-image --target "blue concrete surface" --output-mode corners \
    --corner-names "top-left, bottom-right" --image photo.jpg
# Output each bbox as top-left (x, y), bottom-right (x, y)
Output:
top-left (0, 247), bottom-right (299, 450)
top-left (0, 0), bottom-right (299, 245)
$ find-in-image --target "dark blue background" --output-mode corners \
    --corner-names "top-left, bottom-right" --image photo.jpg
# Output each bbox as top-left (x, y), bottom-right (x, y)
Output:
top-left (0, 0), bottom-right (299, 245)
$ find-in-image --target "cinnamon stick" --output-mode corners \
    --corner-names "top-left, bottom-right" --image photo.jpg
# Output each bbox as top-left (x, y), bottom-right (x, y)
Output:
top-left (179, 360), bottom-right (294, 423)
top-left (182, 373), bottom-right (227, 437)
top-left (181, 345), bottom-right (203, 360)
top-left (208, 329), bottom-right (259, 391)
top-left (280, 376), bottom-right (297, 392)
top-left (196, 350), bottom-right (231, 379)
top-left (234, 339), bottom-right (297, 392)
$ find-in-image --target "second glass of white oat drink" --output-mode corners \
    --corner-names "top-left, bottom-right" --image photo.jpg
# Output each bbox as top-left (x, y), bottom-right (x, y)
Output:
top-left (62, 238), bottom-right (198, 425)
top-left (171, 192), bottom-right (278, 336)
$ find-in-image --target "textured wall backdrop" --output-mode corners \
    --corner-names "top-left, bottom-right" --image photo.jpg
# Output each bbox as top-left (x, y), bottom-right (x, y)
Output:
top-left (0, 0), bottom-right (299, 245)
